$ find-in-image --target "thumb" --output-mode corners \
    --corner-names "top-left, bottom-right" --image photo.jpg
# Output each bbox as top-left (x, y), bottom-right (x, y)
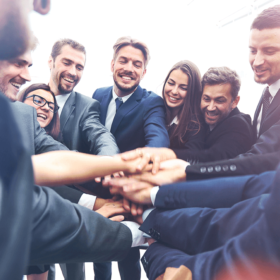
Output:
top-left (110, 215), bottom-right (125, 222)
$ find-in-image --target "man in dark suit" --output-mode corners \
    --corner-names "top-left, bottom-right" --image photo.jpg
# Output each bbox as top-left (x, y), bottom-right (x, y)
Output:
top-left (175, 66), bottom-right (253, 163)
top-left (92, 36), bottom-right (169, 280)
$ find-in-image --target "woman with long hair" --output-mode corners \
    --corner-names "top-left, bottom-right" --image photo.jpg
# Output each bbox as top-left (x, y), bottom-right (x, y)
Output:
top-left (162, 60), bottom-right (206, 149)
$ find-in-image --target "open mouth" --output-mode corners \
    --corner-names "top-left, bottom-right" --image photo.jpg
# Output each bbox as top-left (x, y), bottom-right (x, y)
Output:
top-left (206, 111), bottom-right (219, 117)
top-left (63, 77), bottom-right (75, 83)
top-left (37, 113), bottom-right (47, 120)
top-left (119, 74), bottom-right (135, 81)
top-left (254, 68), bottom-right (268, 75)
top-left (10, 82), bottom-right (22, 89)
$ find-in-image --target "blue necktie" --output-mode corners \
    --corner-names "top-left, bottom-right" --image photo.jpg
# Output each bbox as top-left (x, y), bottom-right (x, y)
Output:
top-left (115, 98), bottom-right (123, 111)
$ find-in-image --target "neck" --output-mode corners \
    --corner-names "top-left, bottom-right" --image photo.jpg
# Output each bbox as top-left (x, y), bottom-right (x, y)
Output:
top-left (49, 79), bottom-right (61, 96)
top-left (113, 84), bottom-right (136, 98)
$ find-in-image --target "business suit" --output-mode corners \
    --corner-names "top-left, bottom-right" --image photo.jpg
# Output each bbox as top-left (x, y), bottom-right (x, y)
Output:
top-left (140, 168), bottom-right (280, 279)
top-left (93, 85), bottom-right (170, 152)
top-left (93, 85), bottom-right (169, 280)
top-left (185, 89), bottom-right (280, 179)
top-left (173, 108), bottom-right (253, 163)
top-left (0, 94), bottom-right (133, 280)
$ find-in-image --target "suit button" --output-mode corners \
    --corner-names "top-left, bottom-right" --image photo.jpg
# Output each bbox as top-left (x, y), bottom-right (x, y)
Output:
top-left (222, 165), bottom-right (229, 171)
top-left (215, 166), bottom-right (221, 172)
top-left (230, 165), bottom-right (237, 171)
top-left (207, 167), bottom-right (213, 172)
top-left (148, 228), bottom-right (154, 235)
top-left (200, 167), bottom-right (206, 173)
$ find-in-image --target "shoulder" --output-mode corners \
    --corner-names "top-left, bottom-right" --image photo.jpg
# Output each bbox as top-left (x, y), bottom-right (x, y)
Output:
top-left (75, 92), bottom-right (100, 107)
top-left (11, 101), bottom-right (36, 117)
top-left (140, 88), bottom-right (164, 105)
top-left (93, 86), bottom-right (112, 99)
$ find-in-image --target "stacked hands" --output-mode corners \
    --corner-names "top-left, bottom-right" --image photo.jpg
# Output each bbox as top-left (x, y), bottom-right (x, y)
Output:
top-left (94, 147), bottom-right (189, 226)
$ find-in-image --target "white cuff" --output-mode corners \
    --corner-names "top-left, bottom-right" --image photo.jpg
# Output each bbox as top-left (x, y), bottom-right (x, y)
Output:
top-left (78, 194), bottom-right (97, 210)
top-left (121, 221), bottom-right (146, 247)
top-left (150, 186), bottom-right (159, 206)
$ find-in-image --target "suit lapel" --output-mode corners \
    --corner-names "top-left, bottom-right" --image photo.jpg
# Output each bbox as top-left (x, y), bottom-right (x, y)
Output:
top-left (99, 87), bottom-right (113, 125)
top-left (253, 90), bottom-right (265, 129)
top-left (60, 91), bottom-right (76, 132)
top-left (110, 86), bottom-right (143, 135)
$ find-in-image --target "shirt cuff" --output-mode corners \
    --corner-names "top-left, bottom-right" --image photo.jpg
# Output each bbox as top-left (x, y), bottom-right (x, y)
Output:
top-left (78, 194), bottom-right (97, 210)
top-left (121, 221), bottom-right (146, 247)
top-left (150, 186), bottom-right (159, 206)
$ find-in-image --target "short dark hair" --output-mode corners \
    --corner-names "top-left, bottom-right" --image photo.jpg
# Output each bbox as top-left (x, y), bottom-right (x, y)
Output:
top-left (202, 67), bottom-right (241, 100)
top-left (113, 36), bottom-right (150, 68)
top-left (51, 39), bottom-right (86, 61)
top-left (251, 5), bottom-right (280, 30)
top-left (17, 83), bottom-right (60, 140)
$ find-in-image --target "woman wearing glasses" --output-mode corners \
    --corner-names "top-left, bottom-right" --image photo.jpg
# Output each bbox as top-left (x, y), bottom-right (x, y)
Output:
top-left (18, 83), bottom-right (60, 140)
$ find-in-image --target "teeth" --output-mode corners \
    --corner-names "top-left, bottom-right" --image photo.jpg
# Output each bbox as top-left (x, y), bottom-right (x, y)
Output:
top-left (207, 111), bottom-right (217, 116)
top-left (11, 82), bottom-right (21, 89)
top-left (64, 78), bottom-right (74, 83)
top-left (122, 76), bottom-right (131, 80)
top-left (37, 114), bottom-right (46, 120)
top-left (170, 97), bottom-right (177, 101)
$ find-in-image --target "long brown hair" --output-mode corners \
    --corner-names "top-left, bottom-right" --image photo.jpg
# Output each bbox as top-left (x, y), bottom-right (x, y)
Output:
top-left (163, 60), bottom-right (202, 146)
top-left (17, 83), bottom-right (60, 140)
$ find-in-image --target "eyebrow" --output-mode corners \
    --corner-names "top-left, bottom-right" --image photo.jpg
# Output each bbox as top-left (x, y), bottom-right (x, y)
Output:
top-left (119, 56), bottom-right (143, 64)
top-left (62, 58), bottom-right (84, 68)
top-left (168, 78), bottom-right (188, 86)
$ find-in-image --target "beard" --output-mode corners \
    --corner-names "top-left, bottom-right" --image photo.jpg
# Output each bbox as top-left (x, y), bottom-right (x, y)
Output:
top-left (0, 0), bottom-right (31, 60)
top-left (113, 76), bottom-right (139, 94)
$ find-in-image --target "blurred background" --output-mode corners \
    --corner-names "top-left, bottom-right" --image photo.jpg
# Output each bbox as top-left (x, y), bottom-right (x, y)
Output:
top-left (26, 0), bottom-right (280, 279)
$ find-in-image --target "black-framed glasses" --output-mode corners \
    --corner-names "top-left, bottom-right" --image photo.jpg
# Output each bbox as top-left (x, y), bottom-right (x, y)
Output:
top-left (25, 94), bottom-right (59, 113)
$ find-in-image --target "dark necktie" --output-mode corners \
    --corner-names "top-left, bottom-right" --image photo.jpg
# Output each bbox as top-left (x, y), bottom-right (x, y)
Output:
top-left (115, 98), bottom-right (123, 112)
top-left (261, 87), bottom-right (272, 122)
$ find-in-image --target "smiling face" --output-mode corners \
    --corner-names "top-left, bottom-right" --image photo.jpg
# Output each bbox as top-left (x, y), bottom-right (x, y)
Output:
top-left (48, 45), bottom-right (85, 95)
top-left (201, 83), bottom-right (239, 127)
top-left (0, 51), bottom-right (32, 101)
top-left (249, 28), bottom-right (280, 85)
top-left (164, 69), bottom-right (189, 115)
top-left (111, 45), bottom-right (146, 97)
top-left (24, 89), bottom-right (54, 128)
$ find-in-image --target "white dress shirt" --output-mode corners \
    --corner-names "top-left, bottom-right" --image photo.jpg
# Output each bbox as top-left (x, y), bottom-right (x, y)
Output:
top-left (105, 89), bottom-right (134, 131)
top-left (256, 79), bottom-right (280, 135)
top-left (55, 92), bottom-right (97, 210)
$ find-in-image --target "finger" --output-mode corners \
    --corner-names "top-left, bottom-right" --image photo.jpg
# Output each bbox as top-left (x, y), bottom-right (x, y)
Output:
top-left (119, 171), bottom-right (125, 177)
top-left (152, 155), bottom-right (161, 174)
top-left (95, 177), bottom-right (102, 183)
top-left (131, 203), bottom-right (138, 216)
top-left (121, 150), bottom-right (139, 161)
top-left (137, 204), bottom-right (143, 215)
top-left (112, 172), bottom-right (121, 178)
top-left (109, 186), bottom-right (122, 195)
top-left (110, 215), bottom-right (125, 222)
top-left (136, 153), bottom-right (151, 172)
top-left (103, 175), bottom-right (112, 183)
top-left (123, 198), bottom-right (131, 211)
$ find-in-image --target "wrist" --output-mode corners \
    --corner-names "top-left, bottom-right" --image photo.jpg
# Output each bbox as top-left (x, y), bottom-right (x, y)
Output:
top-left (93, 198), bottom-right (105, 211)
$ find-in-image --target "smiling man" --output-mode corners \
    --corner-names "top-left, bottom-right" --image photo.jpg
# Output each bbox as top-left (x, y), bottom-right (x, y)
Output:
top-left (92, 36), bottom-right (169, 280)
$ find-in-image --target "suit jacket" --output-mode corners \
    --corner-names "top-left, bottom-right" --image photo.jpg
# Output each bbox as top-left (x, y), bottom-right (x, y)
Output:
top-left (61, 91), bottom-right (119, 155)
top-left (141, 167), bottom-right (280, 280)
top-left (93, 86), bottom-right (169, 152)
top-left (173, 108), bottom-right (253, 163)
top-left (0, 94), bottom-right (132, 280)
top-left (186, 89), bottom-right (280, 179)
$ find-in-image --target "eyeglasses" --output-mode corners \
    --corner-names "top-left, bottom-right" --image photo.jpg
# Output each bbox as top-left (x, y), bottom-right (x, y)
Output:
top-left (25, 94), bottom-right (59, 113)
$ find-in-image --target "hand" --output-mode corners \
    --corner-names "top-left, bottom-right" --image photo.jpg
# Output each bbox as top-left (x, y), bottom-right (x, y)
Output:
top-left (104, 178), bottom-right (154, 205)
top-left (123, 198), bottom-right (144, 216)
top-left (121, 148), bottom-right (177, 174)
top-left (147, 238), bottom-right (156, 246)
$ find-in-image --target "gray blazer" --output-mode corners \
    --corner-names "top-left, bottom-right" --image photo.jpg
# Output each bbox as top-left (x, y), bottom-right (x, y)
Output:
top-left (61, 91), bottom-right (119, 156)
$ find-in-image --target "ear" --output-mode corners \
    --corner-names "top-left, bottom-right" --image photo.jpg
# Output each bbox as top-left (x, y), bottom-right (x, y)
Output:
top-left (111, 59), bottom-right (115, 73)
top-left (231, 95), bottom-right (240, 110)
top-left (141, 68), bottom-right (147, 80)
top-left (48, 55), bottom-right (53, 70)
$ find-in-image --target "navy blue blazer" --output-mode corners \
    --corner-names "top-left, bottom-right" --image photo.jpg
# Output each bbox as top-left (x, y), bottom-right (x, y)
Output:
top-left (93, 86), bottom-right (169, 152)
top-left (140, 169), bottom-right (280, 279)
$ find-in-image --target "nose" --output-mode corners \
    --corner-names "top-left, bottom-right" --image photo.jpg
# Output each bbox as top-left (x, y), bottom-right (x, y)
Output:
top-left (170, 85), bottom-right (179, 95)
top-left (41, 103), bottom-right (50, 111)
top-left (20, 66), bottom-right (31, 82)
top-left (253, 50), bottom-right (264, 67)
top-left (68, 65), bottom-right (77, 77)
top-left (123, 61), bottom-right (133, 72)
top-left (207, 101), bottom-right (216, 111)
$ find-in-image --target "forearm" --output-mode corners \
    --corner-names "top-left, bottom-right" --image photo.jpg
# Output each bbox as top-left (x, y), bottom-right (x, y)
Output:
top-left (32, 151), bottom-right (130, 186)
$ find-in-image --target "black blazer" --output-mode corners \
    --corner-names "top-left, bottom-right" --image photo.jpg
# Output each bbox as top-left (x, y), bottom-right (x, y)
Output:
top-left (186, 89), bottom-right (280, 179)
top-left (61, 91), bottom-right (119, 155)
top-left (174, 108), bottom-right (253, 163)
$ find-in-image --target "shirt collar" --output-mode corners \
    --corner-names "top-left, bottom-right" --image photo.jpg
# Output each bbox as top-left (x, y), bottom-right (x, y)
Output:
top-left (112, 88), bottom-right (134, 103)
top-left (169, 116), bottom-right (179, 126)
top-left (268, 78), bottom-right (280, 98)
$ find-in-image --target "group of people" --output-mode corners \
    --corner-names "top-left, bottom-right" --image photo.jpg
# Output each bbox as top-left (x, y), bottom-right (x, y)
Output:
top-left (1, 0), bottom-right (280, 280)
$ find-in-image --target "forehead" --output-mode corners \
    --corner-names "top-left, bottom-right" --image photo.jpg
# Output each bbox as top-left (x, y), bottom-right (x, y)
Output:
top-left (203, 83), bottom-right (232, 99)
top-left (249, 28), bottom-right (280, 48)
top-left (57, 45), bottom-right (86, 65)
top-left (116, 45), bottom-right (145, 63)
top-left (169, 69), bottom-right (189, 84)
top-left (27, 89), bottom-right (54, 102)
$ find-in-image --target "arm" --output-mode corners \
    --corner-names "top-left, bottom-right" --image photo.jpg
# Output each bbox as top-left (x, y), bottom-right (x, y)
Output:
top-left (173, 116), bottom-right (253, 163)
top-left (143, 95), bottom-right (170, 148)
top-left (81, 100), bottom-right (119, 156)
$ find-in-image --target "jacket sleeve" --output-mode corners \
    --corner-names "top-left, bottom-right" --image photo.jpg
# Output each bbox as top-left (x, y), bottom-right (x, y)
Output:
top-left (49, 185), bottom-right (83, 204)
top-left (173, 116), bottom-right (253, 163)
top-left (143, 95), bottom-right (170, 148)
top-left (80, 99), bottom-right (119, 156)
top-left (29, 185), bottom-right (132, 265)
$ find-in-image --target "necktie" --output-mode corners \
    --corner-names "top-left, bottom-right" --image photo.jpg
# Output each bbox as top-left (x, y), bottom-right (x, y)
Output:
top-left (261, 87), bottom-right (272, 123)
top-left (115, 98), bottom-right (123, 112)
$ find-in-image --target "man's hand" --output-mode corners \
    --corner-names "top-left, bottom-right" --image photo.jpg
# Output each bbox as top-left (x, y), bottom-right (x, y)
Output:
top-left (104, 178), bottom-right (154, 205)
top-left (121, 148), bottom-right (177, 174)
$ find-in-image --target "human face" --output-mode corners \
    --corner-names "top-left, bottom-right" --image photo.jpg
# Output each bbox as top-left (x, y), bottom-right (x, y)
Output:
top-left (24, 89), bottom-right (54, 128)
top-left (201, 83), bottom-right (239, 127)
top-left (49, 45), bottom-right (85, 95)
top-left (0, 51), bottom-right (32, 101)
top-left (249, 28), bottom-right (280, 85)
top-left (164, 69), bottom-right (188, 114)
top-left (111, 45), bottom-right (146, 97)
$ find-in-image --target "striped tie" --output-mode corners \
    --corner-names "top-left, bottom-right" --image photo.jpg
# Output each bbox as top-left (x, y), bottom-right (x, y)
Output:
top-left (261, 87), bottom-right (271, 123)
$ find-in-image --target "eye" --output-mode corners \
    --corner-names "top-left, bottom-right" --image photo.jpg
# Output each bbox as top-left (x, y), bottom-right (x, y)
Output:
top-left (48, 103), bottom-right (55, 111)
top-left (180, 86), bottom-right (188, 91)
top-left (250, 49), bottom-right (257, 55)
top-left (34, 96), bottom-right (44, 105)
top-left (167, 81), bottom-right (174, 86)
